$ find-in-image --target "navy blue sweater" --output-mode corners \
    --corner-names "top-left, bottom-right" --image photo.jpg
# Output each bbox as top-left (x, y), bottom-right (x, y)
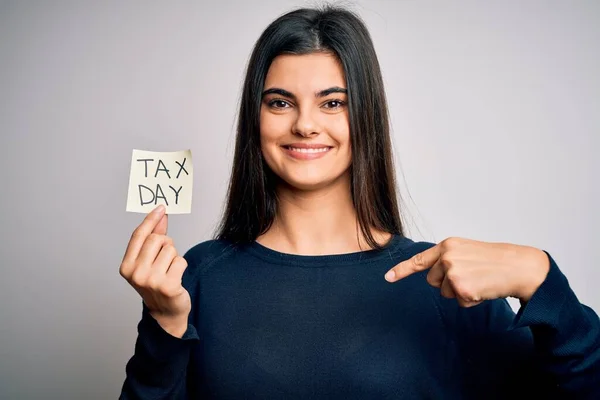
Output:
top-left (120, 236), bottom-right (600, 399)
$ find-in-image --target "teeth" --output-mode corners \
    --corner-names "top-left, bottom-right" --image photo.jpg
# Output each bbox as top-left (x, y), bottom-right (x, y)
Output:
top-left (289, 147), bottom-right (329, 153)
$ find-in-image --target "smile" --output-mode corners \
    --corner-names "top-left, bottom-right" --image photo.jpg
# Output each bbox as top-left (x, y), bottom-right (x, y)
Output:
top-left (286, 147), bottom-right (330, 153)
top-left (281, 145), bottom-right (333, 160)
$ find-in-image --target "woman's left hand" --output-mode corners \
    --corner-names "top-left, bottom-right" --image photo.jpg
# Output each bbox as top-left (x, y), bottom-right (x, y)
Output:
top-left (384, 237), bottom-right (551, 307)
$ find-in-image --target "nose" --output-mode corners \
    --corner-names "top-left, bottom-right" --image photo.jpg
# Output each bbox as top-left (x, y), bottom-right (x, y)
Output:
top-left (292, 107), bottom-right (320, 138)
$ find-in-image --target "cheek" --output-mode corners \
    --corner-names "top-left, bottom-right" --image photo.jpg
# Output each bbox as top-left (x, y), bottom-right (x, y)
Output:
top-left (259, 116), bottom-right (281, 168)
top-left (331, 119), bottom-right (351, 150)
top-left (335, 125), bottom-right (352, 166)
top-left (260, 111), bottom-right (288, 145)
top-left (329, 111), bottom-right (350, 140)
top-left (259, 135), bottom-right (279, 168)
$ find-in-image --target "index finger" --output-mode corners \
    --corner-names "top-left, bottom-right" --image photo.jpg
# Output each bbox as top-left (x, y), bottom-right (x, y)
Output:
top-left (384, 244), bottom-right (441, 282)
top-left (122, 205), bottom-right (166, 264)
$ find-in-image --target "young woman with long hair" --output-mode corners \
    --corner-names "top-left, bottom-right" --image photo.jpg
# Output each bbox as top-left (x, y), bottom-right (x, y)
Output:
top-left (119, 5), bottom-right (600, 399)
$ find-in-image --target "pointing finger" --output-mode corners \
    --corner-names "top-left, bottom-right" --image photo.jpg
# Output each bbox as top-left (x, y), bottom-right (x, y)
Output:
top-left (385, 245), bottom-right (442, 282)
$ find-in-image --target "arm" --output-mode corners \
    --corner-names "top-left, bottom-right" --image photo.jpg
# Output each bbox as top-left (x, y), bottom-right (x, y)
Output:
top-left (506, 252), bottom-right (600, 397)
top-left (387, 238), bottom-right (600, 397)
top-left (442, 253), bottom-right (600, 397)
top-left (118, 206), bottom-right (200, 400)
top-left (119, 305), bottom-right (199, 400)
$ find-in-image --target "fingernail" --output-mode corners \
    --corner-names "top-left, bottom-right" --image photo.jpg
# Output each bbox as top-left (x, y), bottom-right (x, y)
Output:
top-left (153, 205), bottom-right (165, 214)
top-left (385, 270), bottom-right (395, 282)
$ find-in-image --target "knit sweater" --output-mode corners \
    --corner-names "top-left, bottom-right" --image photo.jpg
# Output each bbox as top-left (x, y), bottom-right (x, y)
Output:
top-left (120, 235), bottom-right (600, 399)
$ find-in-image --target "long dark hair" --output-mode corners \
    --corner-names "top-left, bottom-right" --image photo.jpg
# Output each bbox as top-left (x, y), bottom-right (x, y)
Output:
top-left (216, 4), bottom-right (405, 249)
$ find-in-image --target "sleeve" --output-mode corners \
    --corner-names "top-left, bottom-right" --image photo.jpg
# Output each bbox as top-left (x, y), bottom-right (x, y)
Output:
top-left (435, 251), bottom-right (600, 398)
top-left (119, 250), bottom-right (201, 400)
top-left (457, 253), bottom-right (600, 398)
top-left (119, 307), bottom-right (199, 400)
top-left (505, 251), bottom-right (600, 398)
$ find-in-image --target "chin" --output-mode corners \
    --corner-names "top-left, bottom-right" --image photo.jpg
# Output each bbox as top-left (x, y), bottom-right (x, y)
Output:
top-left (279, 171), bottom-right (350, 192)
top-left (283, 179), bottom-right (331, 191)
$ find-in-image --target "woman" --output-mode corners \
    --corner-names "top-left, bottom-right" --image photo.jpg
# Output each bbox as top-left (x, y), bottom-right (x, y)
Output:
top-left (119, 5), bottom-right (600, 399)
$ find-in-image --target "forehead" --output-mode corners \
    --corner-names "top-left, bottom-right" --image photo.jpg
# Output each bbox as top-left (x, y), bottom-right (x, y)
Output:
top-left (264, 52), bottom-right (346, 90)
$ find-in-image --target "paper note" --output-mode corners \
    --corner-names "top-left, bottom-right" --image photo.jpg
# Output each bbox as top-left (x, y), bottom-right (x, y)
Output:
top-left (126, 149), bottom-right (193, 214)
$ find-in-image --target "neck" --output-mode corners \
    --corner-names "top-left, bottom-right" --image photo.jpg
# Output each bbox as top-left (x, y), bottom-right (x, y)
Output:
top-left (256, 173), bottom-right (391, 255)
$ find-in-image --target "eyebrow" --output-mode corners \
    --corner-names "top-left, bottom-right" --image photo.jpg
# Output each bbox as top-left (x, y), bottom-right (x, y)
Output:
top-left (261, 86), bottom-right (348, 100)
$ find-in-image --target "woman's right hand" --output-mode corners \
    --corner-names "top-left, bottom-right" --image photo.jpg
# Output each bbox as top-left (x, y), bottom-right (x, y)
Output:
top-left (120, 205), bottom-right (191, 338)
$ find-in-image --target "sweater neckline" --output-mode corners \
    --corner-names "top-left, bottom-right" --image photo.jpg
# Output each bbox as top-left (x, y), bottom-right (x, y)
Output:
top-left (245, 234), bottom-right (413, 267)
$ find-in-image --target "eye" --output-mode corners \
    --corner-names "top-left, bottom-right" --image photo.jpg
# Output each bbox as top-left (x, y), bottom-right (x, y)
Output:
top-left (268, 99), bottom-right (291, 109)
top-left (322, 100), bottom-right (346, 110)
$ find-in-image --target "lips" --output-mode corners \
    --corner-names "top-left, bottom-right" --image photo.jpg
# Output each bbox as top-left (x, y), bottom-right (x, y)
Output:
top-left (281, 144), bottom-right (333, 160)
top-left (282, 143), bottom-right (333, 149)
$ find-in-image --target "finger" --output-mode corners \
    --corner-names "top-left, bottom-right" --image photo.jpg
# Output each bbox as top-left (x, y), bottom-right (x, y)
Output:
top-left (160, 257), bottom-right (189, 297)
top-left (122, 205), bottom-right (166, 266)
top-left (440, 276), bottom-right (456, 298)
top-left (426, 259), bottom-right (446, 288)
top-left (137, 234), bottom-right (173, 267)
top-left (153, 213), bottom-right (168, 236)
top-left (129, 235), bottom-right (172, 287)
top-left (152, 243), bottom-right (178, 276)
top-left (166, 256), bottom-right (188, 280)
top-left (385, 245), bottom-right (442, 282)
top-left (457, 298), bottom-right (482, 308)
top-left (446, 267), bottom-right (486, 307)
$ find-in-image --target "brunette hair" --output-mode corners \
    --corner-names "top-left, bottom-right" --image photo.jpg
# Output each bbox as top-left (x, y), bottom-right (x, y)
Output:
top-left (216, 4), bottom-right (404, 249)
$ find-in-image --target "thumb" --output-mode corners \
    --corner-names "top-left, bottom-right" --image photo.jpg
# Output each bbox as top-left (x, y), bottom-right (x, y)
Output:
top-left (152, 213), bottom-right (168, 235)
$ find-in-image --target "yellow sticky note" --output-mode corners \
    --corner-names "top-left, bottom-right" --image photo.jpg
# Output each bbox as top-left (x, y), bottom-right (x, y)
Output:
top-left (126, 149), bottom-right (193, 214)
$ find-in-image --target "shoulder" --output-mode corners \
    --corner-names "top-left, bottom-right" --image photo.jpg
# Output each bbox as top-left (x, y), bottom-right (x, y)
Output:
top-left (183, 239), bottom-right (237, 268)
top-left (395, 236), bottom-right (436, 260)
top-left (180, 239), bottom-right (238, 291)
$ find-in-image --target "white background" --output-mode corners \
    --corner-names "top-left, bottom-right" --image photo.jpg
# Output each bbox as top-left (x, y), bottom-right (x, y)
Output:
top-left (1, 1), bottom-right (598, 398)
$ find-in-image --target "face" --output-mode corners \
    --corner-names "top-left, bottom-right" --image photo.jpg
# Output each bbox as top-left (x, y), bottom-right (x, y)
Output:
top-left (260, 52), bottom-right (351, 191)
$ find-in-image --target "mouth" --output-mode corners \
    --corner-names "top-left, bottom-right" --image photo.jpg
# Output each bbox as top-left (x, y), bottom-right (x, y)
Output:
top-left (280, 144), bottom-right (333, 160)
top-left (282, 145), bottom-right (332, 153)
